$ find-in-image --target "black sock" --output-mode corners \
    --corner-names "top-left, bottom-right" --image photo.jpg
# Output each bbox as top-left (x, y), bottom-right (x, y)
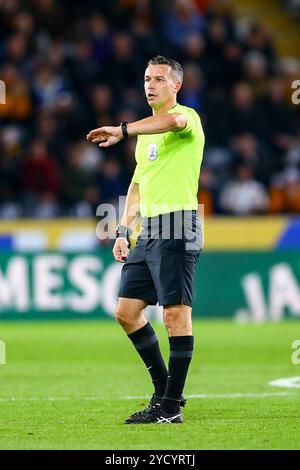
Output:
top-left (127, 323), bottom-right (168, 397)
top-left (162, 336), bottom-right (194, 414)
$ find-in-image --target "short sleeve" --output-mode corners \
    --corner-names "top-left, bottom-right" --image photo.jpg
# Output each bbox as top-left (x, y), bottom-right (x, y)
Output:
top-left (132, 163), bottom-right (140, 184)
top-left (176, 110), bottom-right (194, 135)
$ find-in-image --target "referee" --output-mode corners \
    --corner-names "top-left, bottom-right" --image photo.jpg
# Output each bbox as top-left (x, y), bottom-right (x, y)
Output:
top-left (87, 56), bottom-right (205, 424)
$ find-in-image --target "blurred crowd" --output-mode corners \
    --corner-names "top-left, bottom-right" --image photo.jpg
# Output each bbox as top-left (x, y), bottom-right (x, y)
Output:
top-left (1, 0), bottom-right (300, 218)
top-left (283, 0), bottom-right (300, 18)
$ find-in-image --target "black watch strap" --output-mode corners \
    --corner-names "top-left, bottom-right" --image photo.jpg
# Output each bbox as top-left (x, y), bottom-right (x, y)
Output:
top-left (120, 122), bottom-right (129, 138)
top-left (116, 224), bottom-right (132, 238)
top-left (116, 224), bottom-right (132, 250)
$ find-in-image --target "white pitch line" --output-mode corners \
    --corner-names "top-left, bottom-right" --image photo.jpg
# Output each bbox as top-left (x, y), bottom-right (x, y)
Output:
top-left (0, 396), bottom-right (99, 402)
top-left (269, 376), bottom-right (300, 389)
top-left (0, 391), bottom-right (297, 404)
top-left (124, 392), bottom-right (295, 400)
top-left (182, 392), bottom-right (296, 398)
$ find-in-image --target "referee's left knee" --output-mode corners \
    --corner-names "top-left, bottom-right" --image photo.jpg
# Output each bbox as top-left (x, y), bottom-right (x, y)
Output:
top-left (163, 305), bottom-right (192, 335)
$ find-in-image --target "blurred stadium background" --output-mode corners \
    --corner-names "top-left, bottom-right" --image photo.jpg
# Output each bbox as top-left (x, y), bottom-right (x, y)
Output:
top-left (1, 0), bottom-right (300, 451)
top-left (0, 0), bottom-right (300, 322)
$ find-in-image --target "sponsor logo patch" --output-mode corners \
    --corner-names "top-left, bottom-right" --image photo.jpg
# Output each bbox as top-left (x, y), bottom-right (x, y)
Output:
top-left (148, 144), bottom-right (158, 161)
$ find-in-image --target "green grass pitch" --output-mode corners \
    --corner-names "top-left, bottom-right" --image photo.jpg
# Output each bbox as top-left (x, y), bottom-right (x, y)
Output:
top-left (0, 319), bottom-right (299, 449)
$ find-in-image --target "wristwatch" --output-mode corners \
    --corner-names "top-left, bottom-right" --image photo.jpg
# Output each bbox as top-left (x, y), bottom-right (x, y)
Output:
top-left (116, 224), bottom-right (132, 252)
top-left (120, 122), bottom-right (129, 138)
top-left (116, 224), bottom-right (132, 238)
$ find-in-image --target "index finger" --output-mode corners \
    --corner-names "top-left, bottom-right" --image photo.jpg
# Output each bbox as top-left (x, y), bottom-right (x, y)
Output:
top-left (86, 128), bottom-right (102, 139)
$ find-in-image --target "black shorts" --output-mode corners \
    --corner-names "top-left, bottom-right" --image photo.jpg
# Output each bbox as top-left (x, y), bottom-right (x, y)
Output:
top-left (118, 211), bottom-right (202, 307)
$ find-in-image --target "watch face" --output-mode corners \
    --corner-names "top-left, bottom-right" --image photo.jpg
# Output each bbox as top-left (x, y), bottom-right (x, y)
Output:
top-left (116, 225), bottom-right (127, 235)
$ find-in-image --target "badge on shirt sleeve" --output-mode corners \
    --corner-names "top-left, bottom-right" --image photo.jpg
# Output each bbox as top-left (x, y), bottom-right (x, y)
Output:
top-left (148, 144), bottom-right (158, 161)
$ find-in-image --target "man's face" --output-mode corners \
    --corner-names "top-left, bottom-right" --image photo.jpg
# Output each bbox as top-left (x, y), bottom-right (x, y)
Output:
top-left (144, 64), bottom-right (181, 109)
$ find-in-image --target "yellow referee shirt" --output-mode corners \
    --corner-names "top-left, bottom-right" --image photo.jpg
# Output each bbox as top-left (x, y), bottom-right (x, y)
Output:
top-left (132, 103), bottom-right (205, 217)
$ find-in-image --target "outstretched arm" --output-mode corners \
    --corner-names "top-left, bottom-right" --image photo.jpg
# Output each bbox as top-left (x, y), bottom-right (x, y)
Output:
top-left (86, 113), bottom-right (187, 148)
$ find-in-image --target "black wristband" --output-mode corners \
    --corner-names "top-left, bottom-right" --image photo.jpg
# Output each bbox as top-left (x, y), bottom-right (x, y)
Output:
top-left (120, 122), bottom-right (129, 138)
top-left (116, 224), bottom-right (132, 238)
top-left (116, 224), bottom-right (132, 249)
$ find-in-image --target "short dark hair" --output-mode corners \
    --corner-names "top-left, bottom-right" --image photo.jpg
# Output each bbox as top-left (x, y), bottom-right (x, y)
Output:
top-left (147, 55), bottom-right (183, 84)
